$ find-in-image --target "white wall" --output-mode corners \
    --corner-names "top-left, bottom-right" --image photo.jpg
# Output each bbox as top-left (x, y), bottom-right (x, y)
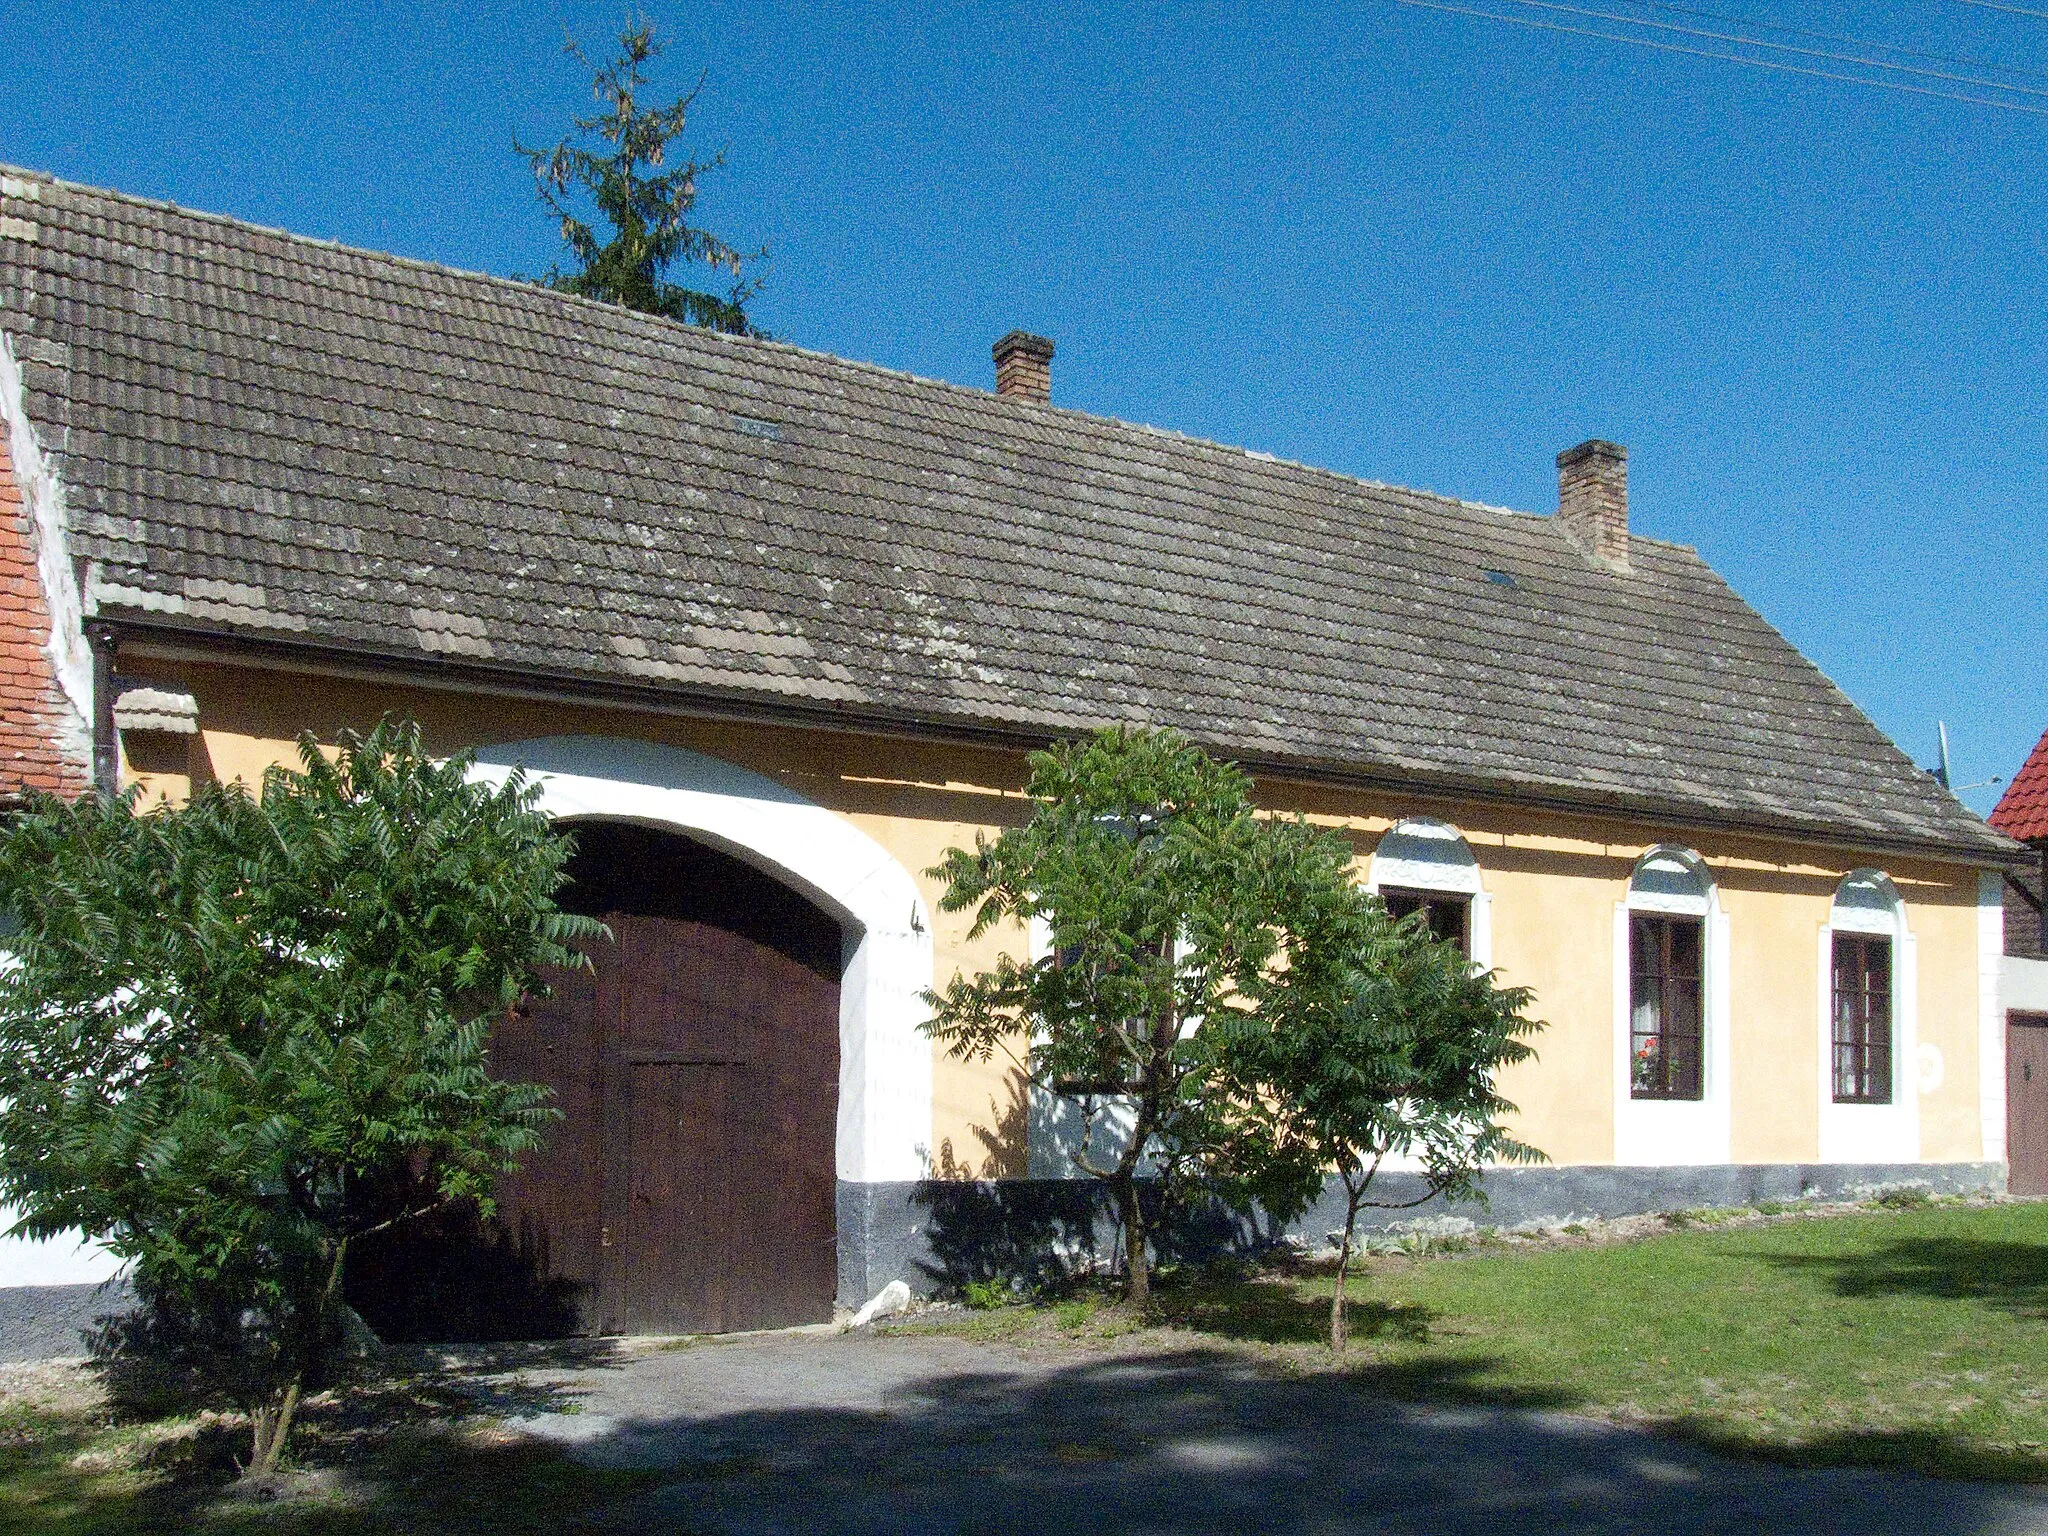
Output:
top-left (0, 1222), bottom-right (123, 1288)
top-left (2008, 955), bottom-right (2048, 1015)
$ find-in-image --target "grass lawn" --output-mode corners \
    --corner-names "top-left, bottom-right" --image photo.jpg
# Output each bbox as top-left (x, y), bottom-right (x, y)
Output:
top-left (936, 1196), bottom-right (2048, 1482)
top-left (1, 1198), bottom-right (2044, 1530)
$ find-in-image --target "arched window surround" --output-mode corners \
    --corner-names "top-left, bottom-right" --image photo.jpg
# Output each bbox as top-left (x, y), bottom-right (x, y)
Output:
top-left (1612, 845), bottom-right (1733, 1166)
top-left (1817, 869), bottom-right (1919, 1164)
top-left (1364, 817), bottom-right (1494, 971)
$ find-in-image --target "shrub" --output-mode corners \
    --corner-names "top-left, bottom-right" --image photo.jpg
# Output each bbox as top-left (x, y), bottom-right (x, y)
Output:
top-left (0, 718), bottom-right (597, 1473)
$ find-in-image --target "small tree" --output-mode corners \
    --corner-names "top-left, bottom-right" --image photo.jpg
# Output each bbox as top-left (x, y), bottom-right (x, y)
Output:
top-left (0, 719), bottom-right (598, 1473)
top-left (517, 18), bottom-right (767, 334)
top-left (922, 728), bottom-right (1351, 1305)
top-left (1225, 886), bottom-right (1545, 1348)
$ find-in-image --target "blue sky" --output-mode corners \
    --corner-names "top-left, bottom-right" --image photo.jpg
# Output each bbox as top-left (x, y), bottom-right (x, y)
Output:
top-left (1, 1), bottom-right (2040, 814)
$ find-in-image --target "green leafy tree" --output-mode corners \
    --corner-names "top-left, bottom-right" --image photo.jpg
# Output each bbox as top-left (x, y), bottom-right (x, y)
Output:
top-left (922, 727), bottom-right (1352, 1304)
top-left (0, 719), bottom-right (598, 1473)
top-left (1220, 885), bottom-right (1545, 1348)
top-left (517, 18), bottom-right (767, 334)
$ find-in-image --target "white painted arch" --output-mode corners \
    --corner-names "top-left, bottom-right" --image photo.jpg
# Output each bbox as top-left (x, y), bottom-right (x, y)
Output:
top-left (470, 737), bottom-right (935, 1184)
top-left (1364, 817), bottom-right (1494, 970)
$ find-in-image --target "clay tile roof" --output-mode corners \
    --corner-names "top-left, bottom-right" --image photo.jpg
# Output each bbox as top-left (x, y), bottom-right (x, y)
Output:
top-left (0, 165), bottom-right (2020, 862)
top-left (1992, 728), bottom-right (2048, 844)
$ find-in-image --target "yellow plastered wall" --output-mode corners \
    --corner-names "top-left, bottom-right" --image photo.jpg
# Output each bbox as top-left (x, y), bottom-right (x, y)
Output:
top-left (1468, 830), bottom-right (1629, 1167)
top-left (118, 655), bottom-right (1995, 1176)
top-left (1720, 866), bottom-right (1832, 1164)
top-left (1902, 866), bottom-right (1989, 1162)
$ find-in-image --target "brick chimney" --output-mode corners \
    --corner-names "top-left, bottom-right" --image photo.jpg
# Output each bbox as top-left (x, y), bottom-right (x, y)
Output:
top-left (1556, 439), bottom-right (1630, 570)
top-left (992, 331), bottom-right (1054, 403)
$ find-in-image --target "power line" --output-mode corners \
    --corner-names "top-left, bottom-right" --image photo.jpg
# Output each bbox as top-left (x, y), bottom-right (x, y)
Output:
top-left (1953, 0), bottom-right (2048, 20)
top-left (1475, 0), bottom-right (2048, 99)
top-left (1633, 0), bottom-right (2048, 83)
top-left (1393, 0), bottom-right (2048, 115)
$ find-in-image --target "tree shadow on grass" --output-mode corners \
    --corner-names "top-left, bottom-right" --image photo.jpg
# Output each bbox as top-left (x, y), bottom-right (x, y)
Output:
top-left (36, 1342), bottom-right (642, 1535)
top-left (1668, 1417), bottom-right (2048, 1487)
top-left (1151, 1276), bottom-right (1434, 1347)
top-left (1763, 1236), bottom-right (2048, 1318)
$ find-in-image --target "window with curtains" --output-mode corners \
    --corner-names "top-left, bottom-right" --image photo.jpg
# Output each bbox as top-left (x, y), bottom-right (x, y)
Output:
top-left (1631, 912), bottom-right (1704, 1100)
top-left (1832, 932), bottom-right (1893, 1104)
top-left (1380, 886), bottom-right (1472, 957)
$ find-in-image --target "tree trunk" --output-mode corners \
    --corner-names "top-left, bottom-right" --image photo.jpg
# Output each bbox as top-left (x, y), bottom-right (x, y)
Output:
top-left (246, 1232), bottom-right (349, 1476)
top-left (1115, 1173), bottom-right (1150, 1307)
top-left (249, 1377), bottom-right (302, 1475)
top-left (1331, 1194), bottom-right (1362, 1351)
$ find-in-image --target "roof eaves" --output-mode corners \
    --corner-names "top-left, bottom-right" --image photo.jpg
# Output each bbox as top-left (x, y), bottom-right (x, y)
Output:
top-left (102, 608), bottom-right (2023, 869)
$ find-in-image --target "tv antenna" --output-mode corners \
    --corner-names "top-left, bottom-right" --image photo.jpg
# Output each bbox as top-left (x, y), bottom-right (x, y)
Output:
top-left (1933, 721), bottom-right (2004, 794)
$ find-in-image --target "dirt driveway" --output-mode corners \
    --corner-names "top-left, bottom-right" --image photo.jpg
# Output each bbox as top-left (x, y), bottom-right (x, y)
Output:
top-left (456, 1326), bottom-right (2048, 1535)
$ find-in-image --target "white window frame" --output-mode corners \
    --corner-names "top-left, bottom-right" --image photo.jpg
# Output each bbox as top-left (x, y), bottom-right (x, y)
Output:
top-left (1817, 869), bottom-right (1919, 1164)
top-left (1361, 818), bottom-right (1494, 1174)
top-left (1365, 817), bottom-right (1493, 971)
top-left (1613, 845), bottom-right (1732, 1166)
top-left (1023, 914), bottom-right (1148, 1179)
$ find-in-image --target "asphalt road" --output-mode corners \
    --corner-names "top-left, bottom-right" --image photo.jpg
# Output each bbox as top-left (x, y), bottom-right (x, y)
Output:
top-left (475, 1327), bottom-right (2048, 1535)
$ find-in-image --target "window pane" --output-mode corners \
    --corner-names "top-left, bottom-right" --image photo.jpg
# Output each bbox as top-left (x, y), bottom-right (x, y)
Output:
top-left (1831, 933), bottom-right (1892, 1104)
top-left (1631, 914), bottom-right (1705, 1100)
top-left (1668, 919), bottom-right (1702, 980)
top-left (1381, 888), bottom-right (1472, 959)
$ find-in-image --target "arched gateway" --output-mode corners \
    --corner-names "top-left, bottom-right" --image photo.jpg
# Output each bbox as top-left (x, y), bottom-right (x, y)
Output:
top-left (492, 822), bottom-right (842, 1334)
top-left (466, 738), bottom-right (933, 1335)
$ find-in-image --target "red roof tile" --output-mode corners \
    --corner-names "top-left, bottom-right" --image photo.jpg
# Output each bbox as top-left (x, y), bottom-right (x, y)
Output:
top-left (1991, 728), bottom-right (2048, 844)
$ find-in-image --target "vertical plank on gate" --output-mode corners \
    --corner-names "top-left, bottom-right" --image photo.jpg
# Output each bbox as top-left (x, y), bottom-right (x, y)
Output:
top-left (487, 937), bottom-right (604, 1330)
top-left (596, 912), bottom-right (633, 1334)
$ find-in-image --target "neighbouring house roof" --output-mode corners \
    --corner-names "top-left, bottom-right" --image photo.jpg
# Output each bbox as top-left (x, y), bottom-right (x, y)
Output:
top-left (1993, 728), bottom-right (2048, 845)
top-left (0, 166), bottom-right (2018, 862)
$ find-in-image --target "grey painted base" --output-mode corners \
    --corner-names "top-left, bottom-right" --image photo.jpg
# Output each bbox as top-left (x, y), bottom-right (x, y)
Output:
top-left (0, 1279), bottom-right (133, 1363)
top-left (835, 1161), bottom-right (2008, 1306)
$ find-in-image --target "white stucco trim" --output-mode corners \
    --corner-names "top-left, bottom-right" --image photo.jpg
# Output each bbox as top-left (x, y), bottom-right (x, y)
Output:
top-left (1613, 846), bottom-right (1732, 1166)
top-left (1022, 915), bottom-right (1147, 1178)
top-left (1981, 871), bottom-right (2009, 1164)
top-left (470, 737), bottom-right (935, 1184)
top-left (1366, 817), bottom-right (1493, 972)
top-left (1361, 817), bottom-right (1493, 1174)
top-left (1816, 871), bottom-right (1918, 1164)
top-left (0, 332), bottom-right (92, 738)
top-left (0, 1226), bottom-right (125, 1288)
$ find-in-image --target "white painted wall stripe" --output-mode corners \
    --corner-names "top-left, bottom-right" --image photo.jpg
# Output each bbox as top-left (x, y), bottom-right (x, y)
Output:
top-left (1981, 870), bottom-right (2008, 1167)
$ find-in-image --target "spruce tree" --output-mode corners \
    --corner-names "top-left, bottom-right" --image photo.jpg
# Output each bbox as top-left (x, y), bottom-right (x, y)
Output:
top-left (518, 19), bottom-right (767, 335)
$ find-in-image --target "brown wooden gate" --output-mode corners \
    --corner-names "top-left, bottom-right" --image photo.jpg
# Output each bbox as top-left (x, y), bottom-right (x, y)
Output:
top-left (2011, 1013), bottom-right (2048, 1198)
top-left (489, 826), bottom-right (842, 1335)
